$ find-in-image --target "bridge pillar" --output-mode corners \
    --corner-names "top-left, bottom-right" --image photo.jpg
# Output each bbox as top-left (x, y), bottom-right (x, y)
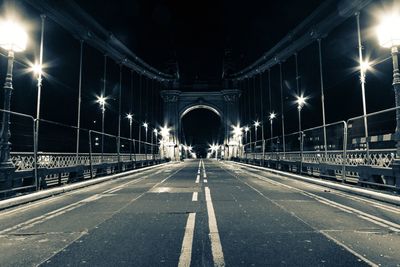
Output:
top-left (161, 89), bottom-right (241, 160)
top-left (222, 90), bottom-right (241, 159)
top-left (160, 90), bottom-right (181, 161)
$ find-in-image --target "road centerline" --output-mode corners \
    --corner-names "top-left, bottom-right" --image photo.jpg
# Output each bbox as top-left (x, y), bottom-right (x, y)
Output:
top-left (178, 212), bottom-right (196, 267)
top-left (205, 186), bottom-right (225, 267)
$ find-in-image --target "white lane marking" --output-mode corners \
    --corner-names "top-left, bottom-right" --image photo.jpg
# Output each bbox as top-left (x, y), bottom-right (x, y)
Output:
top-left (195, 175), bottom-right (200, 184)
top-left (203, 172), bottom-right (207, 178)
top-left (178, 213), bottom-right (196, 267)
top-left (204, 179), bottom-right (208, 183)
top-left (205, 187), bottom-right (225, 267)
top-left (192, 192), bottom-right (198, 202)
top-left (318, 230), bottom-right (378, 267)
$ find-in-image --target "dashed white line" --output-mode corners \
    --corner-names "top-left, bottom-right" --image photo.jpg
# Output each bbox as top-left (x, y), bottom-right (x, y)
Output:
top-left (204, 179), bottom-right (208, 183)
top-left (205, 187), bottom-right (225, 267)
top-left (195, 175), bottom-right (200, 184)
top-left (178, 212), bottom-right (196, 267)
top-left (192, 192), bottom-right (198, 202)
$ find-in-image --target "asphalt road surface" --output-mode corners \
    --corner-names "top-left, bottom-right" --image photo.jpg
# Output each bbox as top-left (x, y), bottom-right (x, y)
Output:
top-left (0, 159), bottom-right (399, 266)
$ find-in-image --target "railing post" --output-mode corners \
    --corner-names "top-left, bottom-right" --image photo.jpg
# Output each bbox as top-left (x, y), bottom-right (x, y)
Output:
top-left (116, 136), bottom-right (120, 172)
top-left (33, 118), bottom-right (39, 190)
top-left (300, 131), bottom-right (304, 174)
top-left (88, 131), bottom-right (93, 179)
top-left (253, 142), bottom-right (255, 163)
top-left (262, 139), bottom-right (265, 166)
top-left (342, 121), bottom-right (348, 183)
top-left (133, 140), bottom-right (137, 164)
top-left (145, 142), bottom-right (148, 165)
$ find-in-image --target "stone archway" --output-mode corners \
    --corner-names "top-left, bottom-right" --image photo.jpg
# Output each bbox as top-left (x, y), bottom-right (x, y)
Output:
top-left (160, 89), bottom-right (241, 160)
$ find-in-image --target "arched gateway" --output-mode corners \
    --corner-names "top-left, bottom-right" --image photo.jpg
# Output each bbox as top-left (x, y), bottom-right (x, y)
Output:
top-left (160, 89), bottom-right (241, 160)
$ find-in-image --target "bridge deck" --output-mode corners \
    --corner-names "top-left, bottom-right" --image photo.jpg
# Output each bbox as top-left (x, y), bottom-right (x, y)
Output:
top-left (0, 160), bottom-right (399, 266)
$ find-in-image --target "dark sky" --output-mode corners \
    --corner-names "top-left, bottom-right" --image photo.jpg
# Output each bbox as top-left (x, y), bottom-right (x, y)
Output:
top-left (0, 0), bottom-right (398, 152)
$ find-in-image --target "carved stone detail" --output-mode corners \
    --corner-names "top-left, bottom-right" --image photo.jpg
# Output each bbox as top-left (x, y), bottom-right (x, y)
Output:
top-left (161, 90), bottom-right (181, 103)
top-left (222, 89), bottom-right (241, 103)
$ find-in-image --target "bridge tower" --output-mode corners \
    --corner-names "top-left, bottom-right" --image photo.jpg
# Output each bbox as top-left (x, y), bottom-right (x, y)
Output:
top-left (160, 88), bottom-right (241, 160)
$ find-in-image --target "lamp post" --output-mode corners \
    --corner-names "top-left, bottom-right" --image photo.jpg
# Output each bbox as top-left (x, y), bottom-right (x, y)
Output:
top-left (232, 125), bottom-right (243, 158)
top-left (269, 112), bottom-right (276, 152)
top-left (160, 125), bottom-right (170, 159)
top-left (96, 95), bottom-right (107, 161)
top-left (138, 121), bottom-right (142, 154)
top-left (143, 122), bottom-right (148, 161)
top-left (153, 129), bottom-right (158, 145)
top-left (126, 113), bottom-right (133, 161)
top-left (244, 126), bottom-right (249, 144)
top-left (296, 95), bottom-right (306, 133)
top-left (377, 13), bottom-right (400, 158)
top-left (153, 128), bottom-right (158, 159)
top-left (356, 12), bottom-right (370, 161)
top-left (254, 120), bottom-right (260, 142)
top-left (143, 122), bottom-right (148, 143)
top-left (253, 120), bottom-right (260, 160)
top-left (33, 15), bottom-right (45, 165)
top-left (0, 21), bottom-right (27, 179)
top-left (296, 95), bottom-right (306, 173)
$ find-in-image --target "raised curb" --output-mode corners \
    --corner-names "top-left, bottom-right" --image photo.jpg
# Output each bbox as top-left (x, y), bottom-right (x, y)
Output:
top-left (0, 162), bottom-right (170, 211)
top-left (232, 161), bottom-right (400, 206)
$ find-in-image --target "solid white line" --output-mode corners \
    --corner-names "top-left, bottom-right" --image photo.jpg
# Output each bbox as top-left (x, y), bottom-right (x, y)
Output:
top-left (192, 192), bottom-right (198, 202)
top-left (204, 179), bottom-right (208, 183)
top-left (205, 187), bottom-right (225, 267)
top-left (195, 175), bottom-right (200, 184)
top-left (178, 212), bottom-right (196, 267)
top-left (318, 230), bottom-right (379, 267)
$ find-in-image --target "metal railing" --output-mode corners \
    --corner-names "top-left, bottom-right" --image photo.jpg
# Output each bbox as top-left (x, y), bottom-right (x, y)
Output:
top-left (237, 107), bottom-right (400, 191)
top-left (0, 110), bottom-right (164, 197)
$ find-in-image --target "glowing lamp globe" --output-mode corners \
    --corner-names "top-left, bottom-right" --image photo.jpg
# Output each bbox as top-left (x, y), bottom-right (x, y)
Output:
top-left (0, 21), bottom-right (27, 52)
top-left (377, 14), bottom-right (400, 48)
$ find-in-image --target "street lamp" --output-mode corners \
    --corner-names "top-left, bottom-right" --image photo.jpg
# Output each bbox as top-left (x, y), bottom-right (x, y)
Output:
top-left (269, 112), bottom-right (276, 152)
top-left (143, 122), bottom-right (148, 143)
top-left (296, 95), bottom-right (307, 132)
top-left (0, 20), bottom-right (27, 174)
top-left (377, 13), bottom-right (400, 157)
top-left (254, 120), bottom-right (260, 142)
top-left (126, 113), bottom-right (133, 160)
top-left (153, 128), bottom-right (158, 158)
top-left (244, 126), bottom-right (249, 144)
top-left (160, 125), bottom-right (170, 158)
top-left (153, 128), bottom-right (158, 143)
top-left (210, 144), bottom-right (219, 160)
top-left (96, 95), bottom-right (107, 160)
top-left (296, 95), bottom-right (307, 173)
top-left (232, 125), bottom-right (243, 157)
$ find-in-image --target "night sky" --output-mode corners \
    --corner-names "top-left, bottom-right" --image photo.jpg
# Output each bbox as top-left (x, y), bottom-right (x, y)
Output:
top-left (0, 0), bottom-right (398, 153)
